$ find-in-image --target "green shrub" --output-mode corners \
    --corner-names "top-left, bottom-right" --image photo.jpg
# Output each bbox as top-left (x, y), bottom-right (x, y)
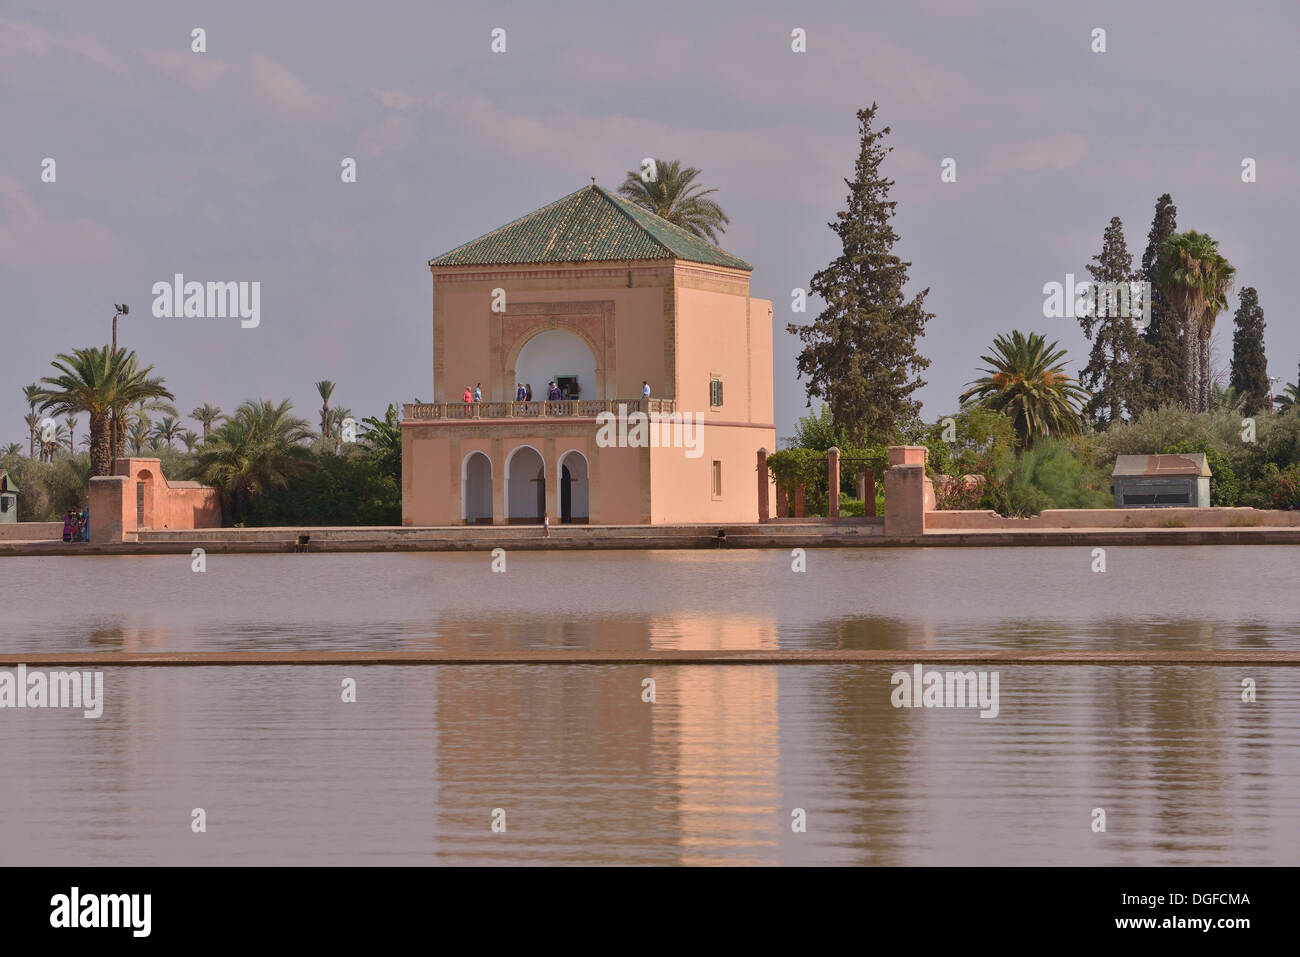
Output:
top-left (982, 439), bottom-right (1112, 517)
top-left (0, 453), bottom-right (91, 521)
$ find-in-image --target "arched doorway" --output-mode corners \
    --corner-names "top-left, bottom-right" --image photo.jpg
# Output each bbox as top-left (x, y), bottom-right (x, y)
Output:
top-left (506, 446), bottom-right (545, 524)
top-left (462, 452), bottom-right (493, 525)
top-left (559, 450), bottom-right (589, 524)
top-left (513, 328), bottom-right (598, 401)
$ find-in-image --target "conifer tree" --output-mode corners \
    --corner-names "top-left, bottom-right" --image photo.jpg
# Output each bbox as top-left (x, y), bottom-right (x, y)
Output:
top-left (1136, 194), bottom-right (1181, 412)
top-left (789, 104), bottom-right (932, 445)
top-left (1079, 216), bottom-right (1142, 426)
top-left (1229, 287), bottom-right (1268, 415)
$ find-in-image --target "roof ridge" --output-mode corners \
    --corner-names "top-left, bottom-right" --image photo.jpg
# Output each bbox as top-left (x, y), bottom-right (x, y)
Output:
top-left (427, 185), bottom-right (591, 266)
top-left (591, 185), bottom-right (674, 258)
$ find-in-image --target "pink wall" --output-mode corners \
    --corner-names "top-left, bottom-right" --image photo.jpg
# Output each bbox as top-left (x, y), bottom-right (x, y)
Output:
top-left (0, 522), bottom-right (63, 541)
top-left (89, 458), bottom-right (221, 541)
top-left (926, 507), bottom-right (1300, 530)
top-left (650, 424), bottom-right (776, 524)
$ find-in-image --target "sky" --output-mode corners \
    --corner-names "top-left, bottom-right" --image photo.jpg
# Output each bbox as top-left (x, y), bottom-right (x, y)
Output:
top-left (3, 0), bottom-right (1298, 446)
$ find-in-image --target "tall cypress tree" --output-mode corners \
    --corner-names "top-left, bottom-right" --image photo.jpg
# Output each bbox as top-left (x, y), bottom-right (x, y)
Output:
top-left (1230, 287), bottom-right (1268, 415)
top-left (790, 103), bottom-right (932, 445)
top-left (1136, 194), bottom-right (1181, 412)
top-left (1080, 216), bottom-right (1142, 426)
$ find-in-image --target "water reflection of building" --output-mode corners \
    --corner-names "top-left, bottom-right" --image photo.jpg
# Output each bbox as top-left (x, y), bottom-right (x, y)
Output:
top-left (649, 614), bottom-right (782, 865)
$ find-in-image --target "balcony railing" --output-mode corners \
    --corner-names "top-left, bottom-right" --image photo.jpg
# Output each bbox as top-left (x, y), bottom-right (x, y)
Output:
top-left (402, 398), bottom-right (677, 421)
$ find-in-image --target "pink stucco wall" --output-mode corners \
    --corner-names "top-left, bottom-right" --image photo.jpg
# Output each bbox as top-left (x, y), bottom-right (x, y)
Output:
top-left (87, 458), bottom-right (221, 541)
top-left (926, 507), bottom-right (1300, 530)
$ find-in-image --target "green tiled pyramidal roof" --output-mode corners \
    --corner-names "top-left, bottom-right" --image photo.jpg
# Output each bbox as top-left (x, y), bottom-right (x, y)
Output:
top-left (429, 184), bottom-right (751, 271)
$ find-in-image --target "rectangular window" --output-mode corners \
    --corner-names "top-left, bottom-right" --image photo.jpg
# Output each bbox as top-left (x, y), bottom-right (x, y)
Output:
top-left (712, 460), bottom-right (722, 498)
top-left (709, 378), bottom-right (723, 408)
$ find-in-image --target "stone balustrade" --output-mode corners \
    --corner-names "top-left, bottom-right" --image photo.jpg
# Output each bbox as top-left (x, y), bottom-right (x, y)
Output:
top-left (402, 398), bottom-right (677, 421)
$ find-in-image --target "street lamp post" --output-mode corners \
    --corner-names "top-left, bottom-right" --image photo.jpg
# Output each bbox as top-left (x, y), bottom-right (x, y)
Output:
top-left (112, 303), bottom-right (129, 352)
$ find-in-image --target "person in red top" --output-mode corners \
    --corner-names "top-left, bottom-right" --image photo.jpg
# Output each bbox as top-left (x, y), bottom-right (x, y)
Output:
top-left (462, 386), bottom-right (473, 403)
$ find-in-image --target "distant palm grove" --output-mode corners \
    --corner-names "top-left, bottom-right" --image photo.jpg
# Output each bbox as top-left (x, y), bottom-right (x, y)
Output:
top-left (6, 349), bottom-right (402, 525)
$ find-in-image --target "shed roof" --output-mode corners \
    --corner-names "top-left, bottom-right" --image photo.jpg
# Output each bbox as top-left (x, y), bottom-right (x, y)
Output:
top-left (1112, 453), bottom-right (1211, 477)
top-left (428, 184), bottom-right (752, 271)
top-left (0, 469), bottom-right (17, 493)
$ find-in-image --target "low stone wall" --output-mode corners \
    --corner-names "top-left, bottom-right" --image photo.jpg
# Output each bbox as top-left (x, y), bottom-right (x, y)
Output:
top-left (926, 507), bottom-right (1300, 530)
top-left (0, 522), bottom-right (64, 542)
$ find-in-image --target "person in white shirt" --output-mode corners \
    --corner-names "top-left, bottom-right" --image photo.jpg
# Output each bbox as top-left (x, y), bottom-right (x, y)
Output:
top-left (642, 381), bottom-right (650, 398)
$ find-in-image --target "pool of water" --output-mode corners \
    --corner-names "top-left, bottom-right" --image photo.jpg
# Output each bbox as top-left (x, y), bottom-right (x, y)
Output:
top-left (1, 547), bottom-right (1297, 864)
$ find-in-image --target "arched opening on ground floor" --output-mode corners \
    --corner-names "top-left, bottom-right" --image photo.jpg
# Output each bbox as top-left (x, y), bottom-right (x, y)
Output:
top-left (506, 445), bottom-right (545, 523)
top-left (462, 451), bottom-right (493, 524)
top-left (559, 450), bottom-right (589, 524)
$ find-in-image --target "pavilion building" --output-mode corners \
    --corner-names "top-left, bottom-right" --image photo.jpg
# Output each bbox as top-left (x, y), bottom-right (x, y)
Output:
top-left (401, 184), bottom-right (775, 525)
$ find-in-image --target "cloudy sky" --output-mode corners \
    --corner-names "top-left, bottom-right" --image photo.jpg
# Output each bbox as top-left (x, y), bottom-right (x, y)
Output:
top-left (3, 0), bottom-right (1297, 444)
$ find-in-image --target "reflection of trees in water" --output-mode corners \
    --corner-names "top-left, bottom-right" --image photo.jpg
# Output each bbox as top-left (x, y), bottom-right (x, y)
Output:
top-left (790, 618), bottom-right (937, 864)
top-left (1089, 636), bottom-right (1243, 860)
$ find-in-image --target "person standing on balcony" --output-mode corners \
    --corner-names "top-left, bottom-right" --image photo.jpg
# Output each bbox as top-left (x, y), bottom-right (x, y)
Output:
top-left (462, 385), bottom-right (472, 404)
top-left (525, 384), bottom-right (533, 401)
top-left (548, 382), bottom-right (561, 401)
top-left (516, 383), bottom-right (526, 401)
top-left (642, 380), bottom-right (651, 399)
top-left (473, 383), bottom-right (482, 403)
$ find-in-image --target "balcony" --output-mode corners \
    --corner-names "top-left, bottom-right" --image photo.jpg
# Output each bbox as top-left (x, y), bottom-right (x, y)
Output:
top-left (402, 398), bottom-right (677, 421)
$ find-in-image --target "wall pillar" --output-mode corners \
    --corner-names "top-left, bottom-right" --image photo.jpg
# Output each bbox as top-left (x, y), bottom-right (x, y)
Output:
top-left (757, 448), bottom-right (769, 522)
top-left (776, 485), bottom-right (789, 519)
top-left (883, 446), bottom-right (934, 537)
top-left (827, 447), bottom-right (840, 519)
top-left (794, 485), bottom-right (806, 518)
top-left (88, 475), bottom-right (131, 543)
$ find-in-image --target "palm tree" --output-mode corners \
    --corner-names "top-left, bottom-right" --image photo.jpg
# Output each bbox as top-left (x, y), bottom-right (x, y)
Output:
top-left (196, 398), bottom-right (313, 523)
top-left (1276, 382), bottom-right (1299, 413)
top-left (128, 417), bottom-right (152, 455)
top-left (1156, 231), bottom-right (1235, 413)
top-left (617, 159), bottom-right (730, 243)
top-left (64, 415), bottom-right (77, 452)
top-left (22, 383), bottom-right (41, 457)
top-left (151, 415), bottom-right (185, 449)
top-left (39, 423), bottom-right (69, 461)
top-left (180, 430), bottom-right (200, 452)
top-left (360, 404), bottom-right (401, 478)
top-left (190, 403), bottom-right (223, 442)
top-left (326, 406), bottom-right (353, 452)
top-left (314, 380), bottom-right (336, 441)
top-left (35, 346), bottom-right (173, 475)
top-left (22, 412), bottom-right (40, 459)
top-left (959, 331), bottom-right (1091, 446)
top-left (1, 442), bottom-right (22, 459)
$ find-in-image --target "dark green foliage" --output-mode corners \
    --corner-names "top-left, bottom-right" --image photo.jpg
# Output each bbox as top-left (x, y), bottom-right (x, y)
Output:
top-left (0, 452), bottom-right (91, 521)
top-left (1135, 194), bottom-right (1182, 413)
top-left (246, 449), bottom-right (400, 526)
top-left (1229, 287), bottom-right (1269, 416)
top-left (790, 103), bottom-right (932, 445)
top-left (1080, 216), bottom-right (1142, 425)
top-left (980, 439), bottom-right (1113, 517)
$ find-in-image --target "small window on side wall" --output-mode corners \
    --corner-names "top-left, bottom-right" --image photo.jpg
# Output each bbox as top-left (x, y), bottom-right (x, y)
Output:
top-left (711, 460), bottom-right (722, 498)
top-left (710, 378), bottom-right (723, 408)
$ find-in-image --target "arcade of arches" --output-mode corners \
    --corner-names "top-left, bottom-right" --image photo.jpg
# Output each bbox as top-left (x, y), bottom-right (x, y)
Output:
top-left (462, 445), bottom-right (590, 525)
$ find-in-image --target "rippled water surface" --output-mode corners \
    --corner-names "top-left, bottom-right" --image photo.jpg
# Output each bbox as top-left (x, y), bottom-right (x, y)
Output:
top-left (1, 547), bottom-right (1297, 864)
